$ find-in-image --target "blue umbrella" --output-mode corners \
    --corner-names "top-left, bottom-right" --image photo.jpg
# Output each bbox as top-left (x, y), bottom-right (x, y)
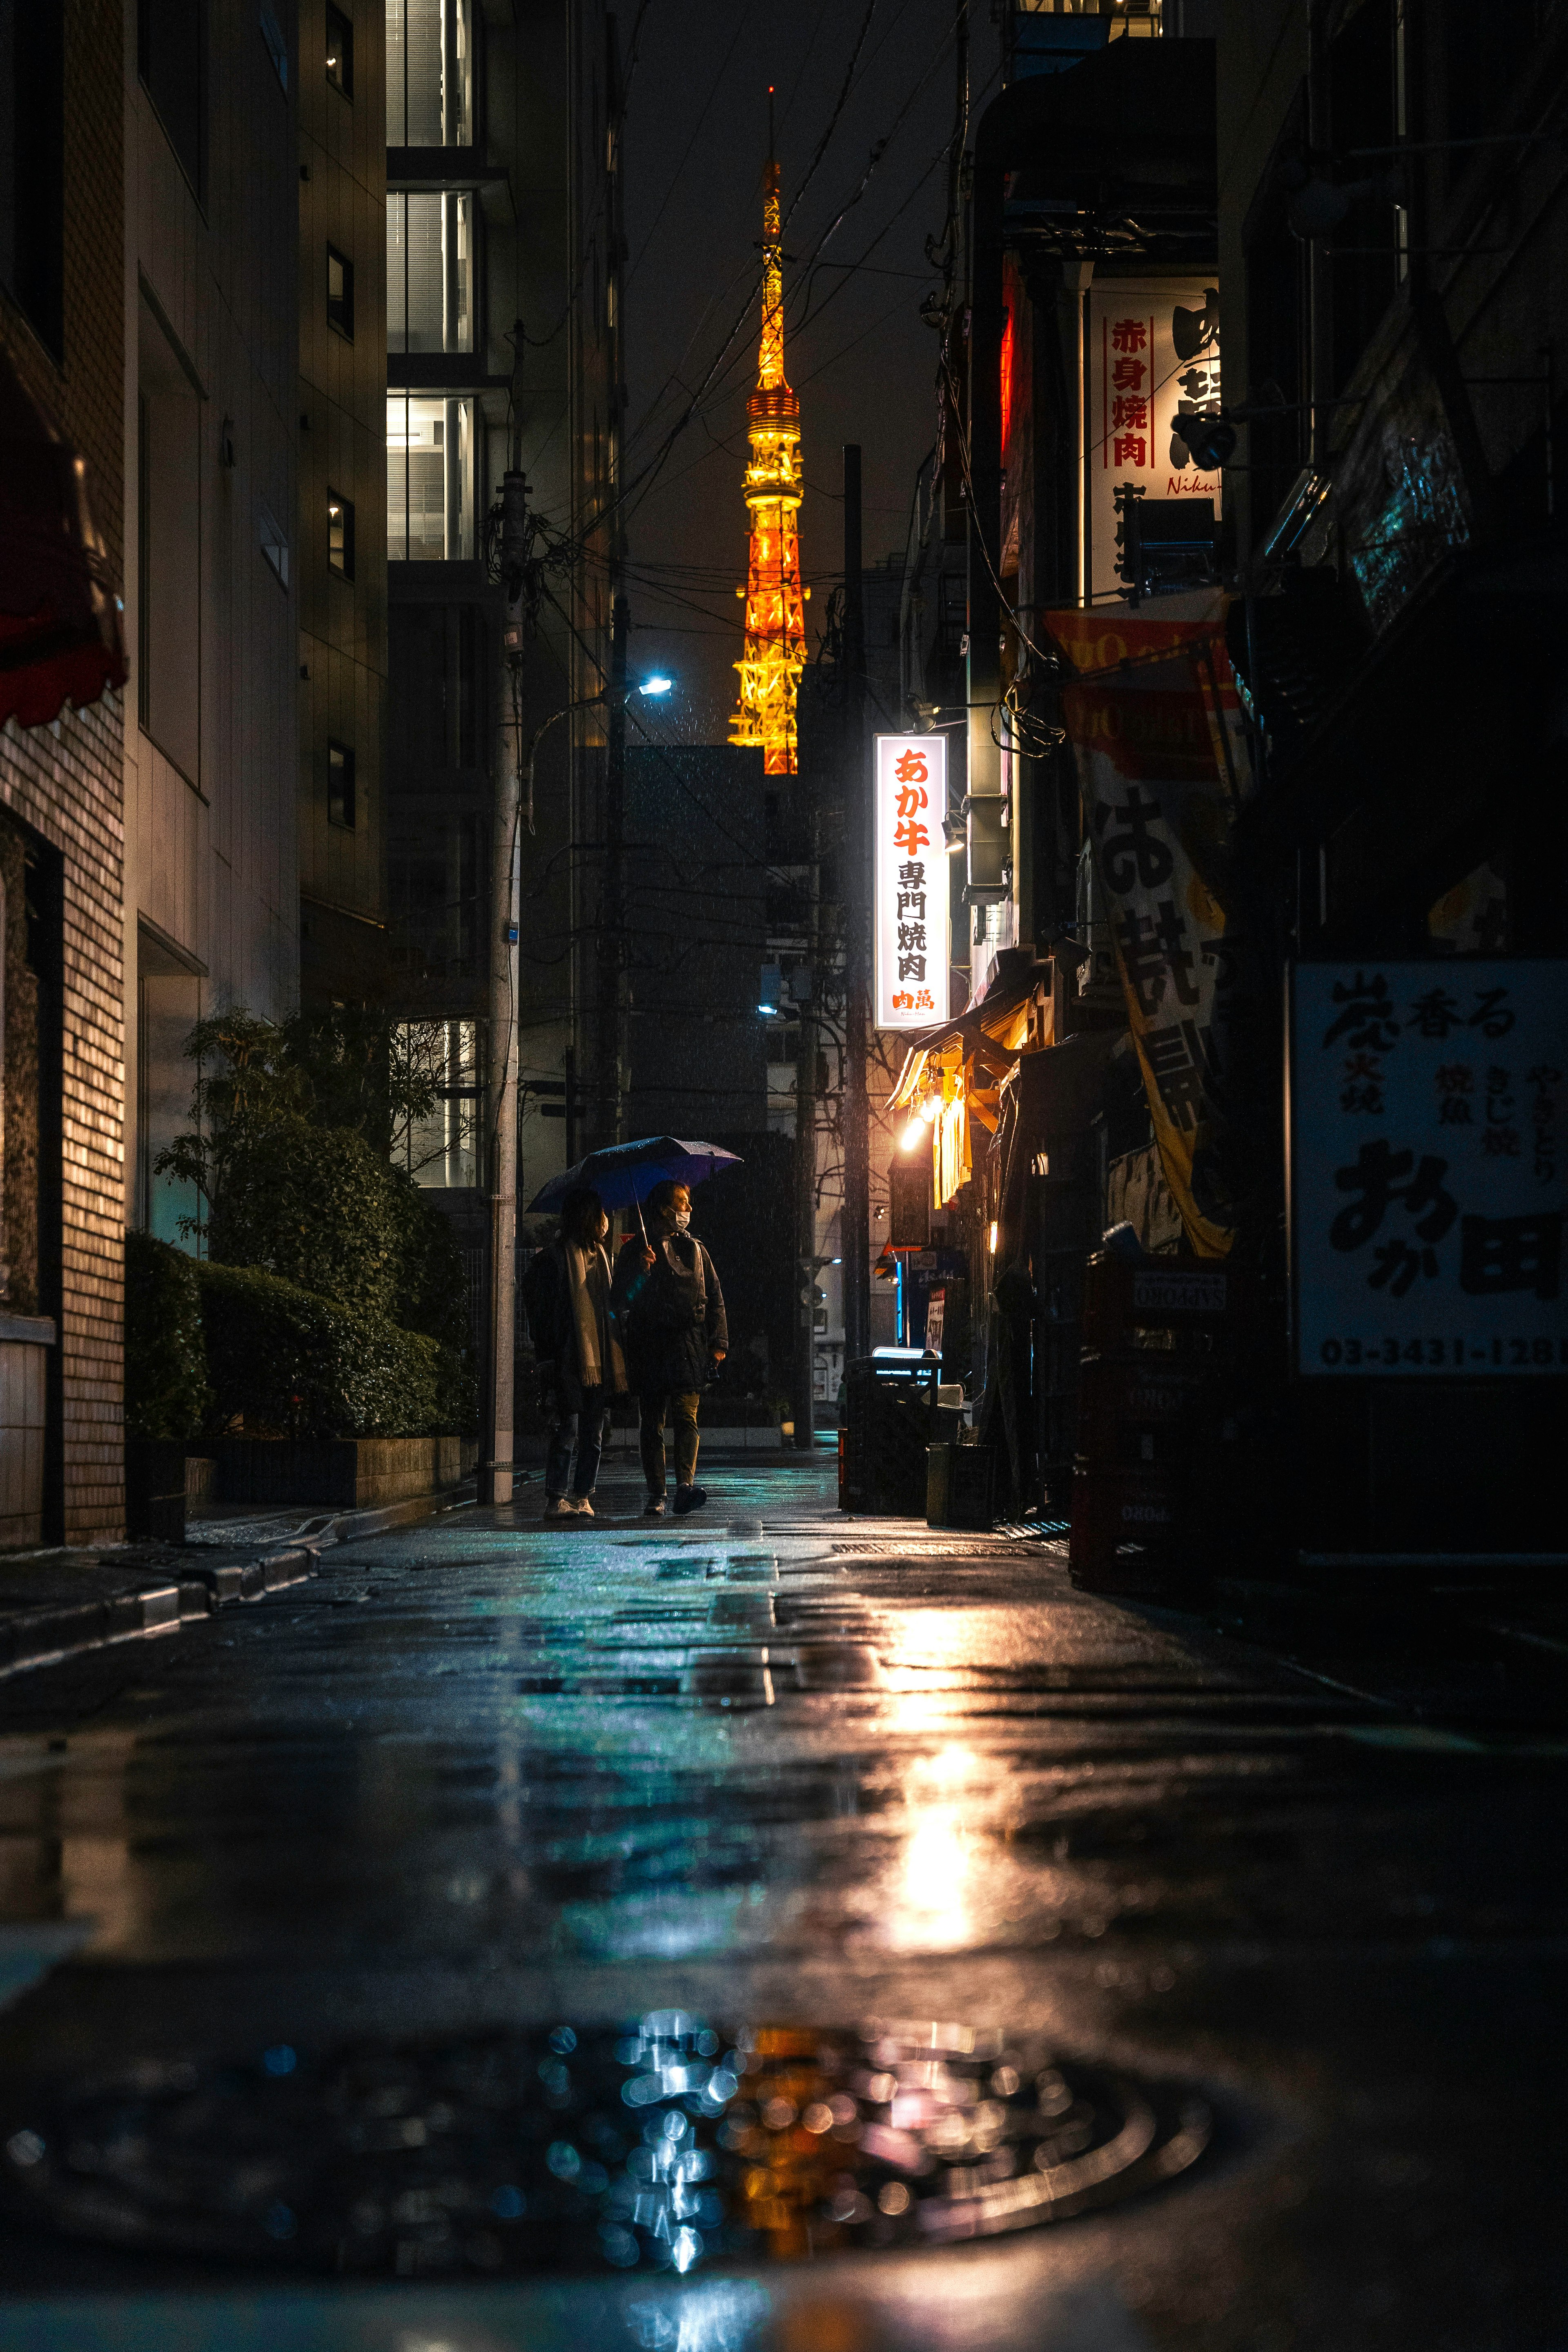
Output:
top-left (527, 1136), bottom-right (744, 1223)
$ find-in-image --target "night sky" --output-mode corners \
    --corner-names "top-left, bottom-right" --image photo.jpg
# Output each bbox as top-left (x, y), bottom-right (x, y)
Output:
top-left (621, 0), bottom-right (1002, 744)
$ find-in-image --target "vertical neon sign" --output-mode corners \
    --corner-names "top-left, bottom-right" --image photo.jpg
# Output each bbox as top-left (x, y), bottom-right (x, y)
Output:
top-left (873, 733), bottom-right (950, 1032)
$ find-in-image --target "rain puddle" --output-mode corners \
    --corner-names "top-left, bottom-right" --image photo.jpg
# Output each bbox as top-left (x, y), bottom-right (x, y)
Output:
top-left (0, 2016), bottom-right (1209, 2278)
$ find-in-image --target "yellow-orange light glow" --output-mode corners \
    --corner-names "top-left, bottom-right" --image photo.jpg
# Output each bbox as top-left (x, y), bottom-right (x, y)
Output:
top-left (729, 157), bottom-right (806, 777)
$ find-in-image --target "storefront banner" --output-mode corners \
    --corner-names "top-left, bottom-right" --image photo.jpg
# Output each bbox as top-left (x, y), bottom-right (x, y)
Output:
top-left (1086, 280), bottom-right (1221, 601)
top-left (873, 733), bottom-right (950, 1031)
top-left (1047, 595), bottom-right (1245, 1259)
top-left (1290, 960), bottom-right (1568, 1375)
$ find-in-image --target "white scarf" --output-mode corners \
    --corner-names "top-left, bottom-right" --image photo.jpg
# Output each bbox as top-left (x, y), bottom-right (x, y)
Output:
top-left (566, 1241), bottom-right (609, 1386)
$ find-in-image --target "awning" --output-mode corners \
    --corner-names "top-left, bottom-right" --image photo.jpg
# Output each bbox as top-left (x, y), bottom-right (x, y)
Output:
top-left (0, 343), bottom-right (127, 730)
top-left (889, 960), bottom-right (1051, 1111)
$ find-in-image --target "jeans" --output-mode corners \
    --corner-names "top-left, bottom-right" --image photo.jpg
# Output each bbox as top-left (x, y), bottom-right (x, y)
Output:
top-left (546, 1388), bottom-right (609, 1499)
top-left (638, 1389), bottom-right (701, 1495)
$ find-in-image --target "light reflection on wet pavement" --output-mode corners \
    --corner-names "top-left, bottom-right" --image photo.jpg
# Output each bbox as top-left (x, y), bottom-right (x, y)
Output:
top-left (0, 1461), bottom-right (1565, 2347)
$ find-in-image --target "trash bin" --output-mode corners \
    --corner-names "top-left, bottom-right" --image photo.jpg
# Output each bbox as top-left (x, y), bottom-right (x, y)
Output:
top-left (927, 1440), bottom-right (995, 1530)
top-left (840, 1353), bottom-right (942, 1515)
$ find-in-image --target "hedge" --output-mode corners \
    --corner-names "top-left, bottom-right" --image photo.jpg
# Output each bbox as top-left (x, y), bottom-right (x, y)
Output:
top-left (124, 1232), bottom-right (212, 1442)
top-left (196, 1262), bottom-right (453, 1440)
top-left (207, 1117), bottom-right (403, 1320)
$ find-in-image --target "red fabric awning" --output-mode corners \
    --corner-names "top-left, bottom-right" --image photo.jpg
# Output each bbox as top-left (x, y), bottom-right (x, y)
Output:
top-left (0, 343), bottom-right (127, 731)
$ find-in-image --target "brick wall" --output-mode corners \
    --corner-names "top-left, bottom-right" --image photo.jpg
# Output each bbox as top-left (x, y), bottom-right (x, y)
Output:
top-left (0, 0), bottom-right (127, 1544)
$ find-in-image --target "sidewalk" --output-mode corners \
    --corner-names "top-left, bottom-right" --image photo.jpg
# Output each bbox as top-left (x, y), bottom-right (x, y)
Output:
top-left (0, 1483), bottom-right (479, 1683)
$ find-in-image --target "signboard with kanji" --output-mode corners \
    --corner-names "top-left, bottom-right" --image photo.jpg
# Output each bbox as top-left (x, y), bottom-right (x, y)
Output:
top-left (1047, 594), bottom-right (1248, 1259)
top-left (873, 733), bottom-right (950, 1032)
top-left (1290, 961), bottom-right (1568, 1375)
top-left (1086, 282), bottom-right (1221, 601)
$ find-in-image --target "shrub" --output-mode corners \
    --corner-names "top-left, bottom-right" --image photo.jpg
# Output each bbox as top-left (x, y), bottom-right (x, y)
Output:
top-left (197, 1262), bottom-right (451, 1439)
top-left (124, 1232), bottom-right (212, 1441)
top-left (207, 1117), bottom-right (403, 1320)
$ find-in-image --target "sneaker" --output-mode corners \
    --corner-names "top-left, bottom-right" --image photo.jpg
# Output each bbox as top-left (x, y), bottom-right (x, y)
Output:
top-left (672, 1484), bottom-right (708, 1517)
top-left (570, 1496), bottom-right (595, 1517)
top-left (643, 1494), bottom-right (666, 1517)
top-left (543, 1496), bottom-right (573, 1520)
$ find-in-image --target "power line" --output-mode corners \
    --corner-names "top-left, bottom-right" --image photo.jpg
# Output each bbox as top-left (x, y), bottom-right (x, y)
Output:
top-left (625, 1), bottom-right (759, 287)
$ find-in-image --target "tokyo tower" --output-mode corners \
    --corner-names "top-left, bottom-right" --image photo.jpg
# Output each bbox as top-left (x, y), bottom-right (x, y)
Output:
top-left (729, 115), bottom-right (807, 774)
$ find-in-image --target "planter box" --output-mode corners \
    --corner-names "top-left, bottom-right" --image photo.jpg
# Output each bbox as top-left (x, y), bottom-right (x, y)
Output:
top-left (212, 1436), bottom-right (471, 1510)
top-left (0, 1315), bottom-right (55, 1550)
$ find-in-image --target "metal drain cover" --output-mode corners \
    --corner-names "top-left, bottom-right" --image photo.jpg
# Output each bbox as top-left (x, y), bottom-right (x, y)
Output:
top-left (0, 2016), bottom-right (1210, 2276)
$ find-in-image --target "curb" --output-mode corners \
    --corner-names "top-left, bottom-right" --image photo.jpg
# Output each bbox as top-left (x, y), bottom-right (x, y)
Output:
top-left (183, 1481), bottom-right (476, 1556)
top-left (0, 1483), bottom-right (479, 1686)
top-left (0, 1543), bottom-right (318, 1683)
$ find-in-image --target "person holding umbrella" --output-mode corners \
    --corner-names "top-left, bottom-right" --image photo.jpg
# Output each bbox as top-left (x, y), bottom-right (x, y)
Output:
top-left (520, 1187), bottom-right (625, 1518)
top-left (611, 1179), bottom-right (728, 1517)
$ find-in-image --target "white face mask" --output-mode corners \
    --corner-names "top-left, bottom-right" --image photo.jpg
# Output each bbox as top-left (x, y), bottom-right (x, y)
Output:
top-left (673, 1209), bottom-right (691, 1233)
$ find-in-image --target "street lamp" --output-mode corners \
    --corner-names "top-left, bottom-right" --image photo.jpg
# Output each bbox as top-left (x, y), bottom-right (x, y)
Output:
top-left (640, 674), bottom-right (673, 695)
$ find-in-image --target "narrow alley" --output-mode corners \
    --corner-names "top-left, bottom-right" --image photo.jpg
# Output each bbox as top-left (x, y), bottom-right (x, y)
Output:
top-left (0, 1462), bottom-right (1563, 2347)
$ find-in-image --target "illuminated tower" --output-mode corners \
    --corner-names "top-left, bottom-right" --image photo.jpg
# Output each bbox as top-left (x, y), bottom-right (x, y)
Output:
top-left (730, 123), bottom-right (807, 774)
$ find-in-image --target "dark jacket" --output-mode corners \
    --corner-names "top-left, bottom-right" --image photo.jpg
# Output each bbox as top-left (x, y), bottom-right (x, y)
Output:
top-left (611, 1228), bottom-right (727, 1394)
top-left (521, 1239), bottom-right (625, 1408)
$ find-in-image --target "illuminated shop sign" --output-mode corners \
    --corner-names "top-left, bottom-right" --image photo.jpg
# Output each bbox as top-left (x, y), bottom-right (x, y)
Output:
top-left (873, 733), bottom-right (950, 1033)
top-left (1085, 281), bottom-right (1221, 600)
top-left (1290, 960), bottom-right (1568, 1375)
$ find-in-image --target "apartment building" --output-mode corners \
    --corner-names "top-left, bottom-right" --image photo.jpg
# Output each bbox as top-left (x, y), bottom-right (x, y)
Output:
top-left (383, 0), bottom-right (619, 1263)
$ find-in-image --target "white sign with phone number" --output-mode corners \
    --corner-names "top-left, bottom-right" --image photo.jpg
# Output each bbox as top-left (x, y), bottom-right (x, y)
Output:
top-left (1290, 961), bottom-right (1568, 1376)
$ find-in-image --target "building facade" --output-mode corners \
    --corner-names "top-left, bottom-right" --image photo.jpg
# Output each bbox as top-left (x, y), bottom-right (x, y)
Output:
top-left (124, 0), bottom-right (303, 1256)
top-left (876, 0), bottom-right (1568, 1562)
top-left (384, 0), bottom-right (619, 1281)
top-left (299, 0), bottom-right (391, 1002)
top-left (0, 3), bottom-right (127, 1545)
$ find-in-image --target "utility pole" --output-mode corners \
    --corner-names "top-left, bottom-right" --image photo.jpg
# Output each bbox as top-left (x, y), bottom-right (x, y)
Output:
top-left (599, 16), bottom-right (630, 1159)
top-left (599, 592), bottom-right (629, 1152)
top-left (792, 837), bottom-right (821, 1451)
top-left (483, 464), bottom-right (530, 1507)
top-left (841, 443), bottom-right (871, 1366)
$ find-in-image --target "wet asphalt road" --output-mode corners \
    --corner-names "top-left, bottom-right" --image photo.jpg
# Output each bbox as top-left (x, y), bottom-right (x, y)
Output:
top-left (0, 1456), bottom-right (1565, 2349)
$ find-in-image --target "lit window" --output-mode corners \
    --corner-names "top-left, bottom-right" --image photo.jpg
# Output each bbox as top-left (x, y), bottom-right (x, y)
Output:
top-left (327, 740), bottom-right (356, 830)
top-left (325, 2), bottom-right (352, 94)
top-left (397, 1021), bottom-right (481, 1188)
top-left (386, 395), bottom-right (475, 561)
top-left (327, 245), bottom-right (354, 339)
top-left (387, 192), bottom-right (474, 354)
top-left (386, 0), bottom-right (472, 146)
top-left (327, 489), bottom-right (354, 579)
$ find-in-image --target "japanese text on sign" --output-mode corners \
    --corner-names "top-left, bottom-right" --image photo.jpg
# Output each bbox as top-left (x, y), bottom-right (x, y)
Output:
top-left (1087, 282), bottom-right (1221, 601)
top-left (1290, 962), bottom-right (1568, 1375)
top-left (873, 733), bottom-right (950, 1032)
